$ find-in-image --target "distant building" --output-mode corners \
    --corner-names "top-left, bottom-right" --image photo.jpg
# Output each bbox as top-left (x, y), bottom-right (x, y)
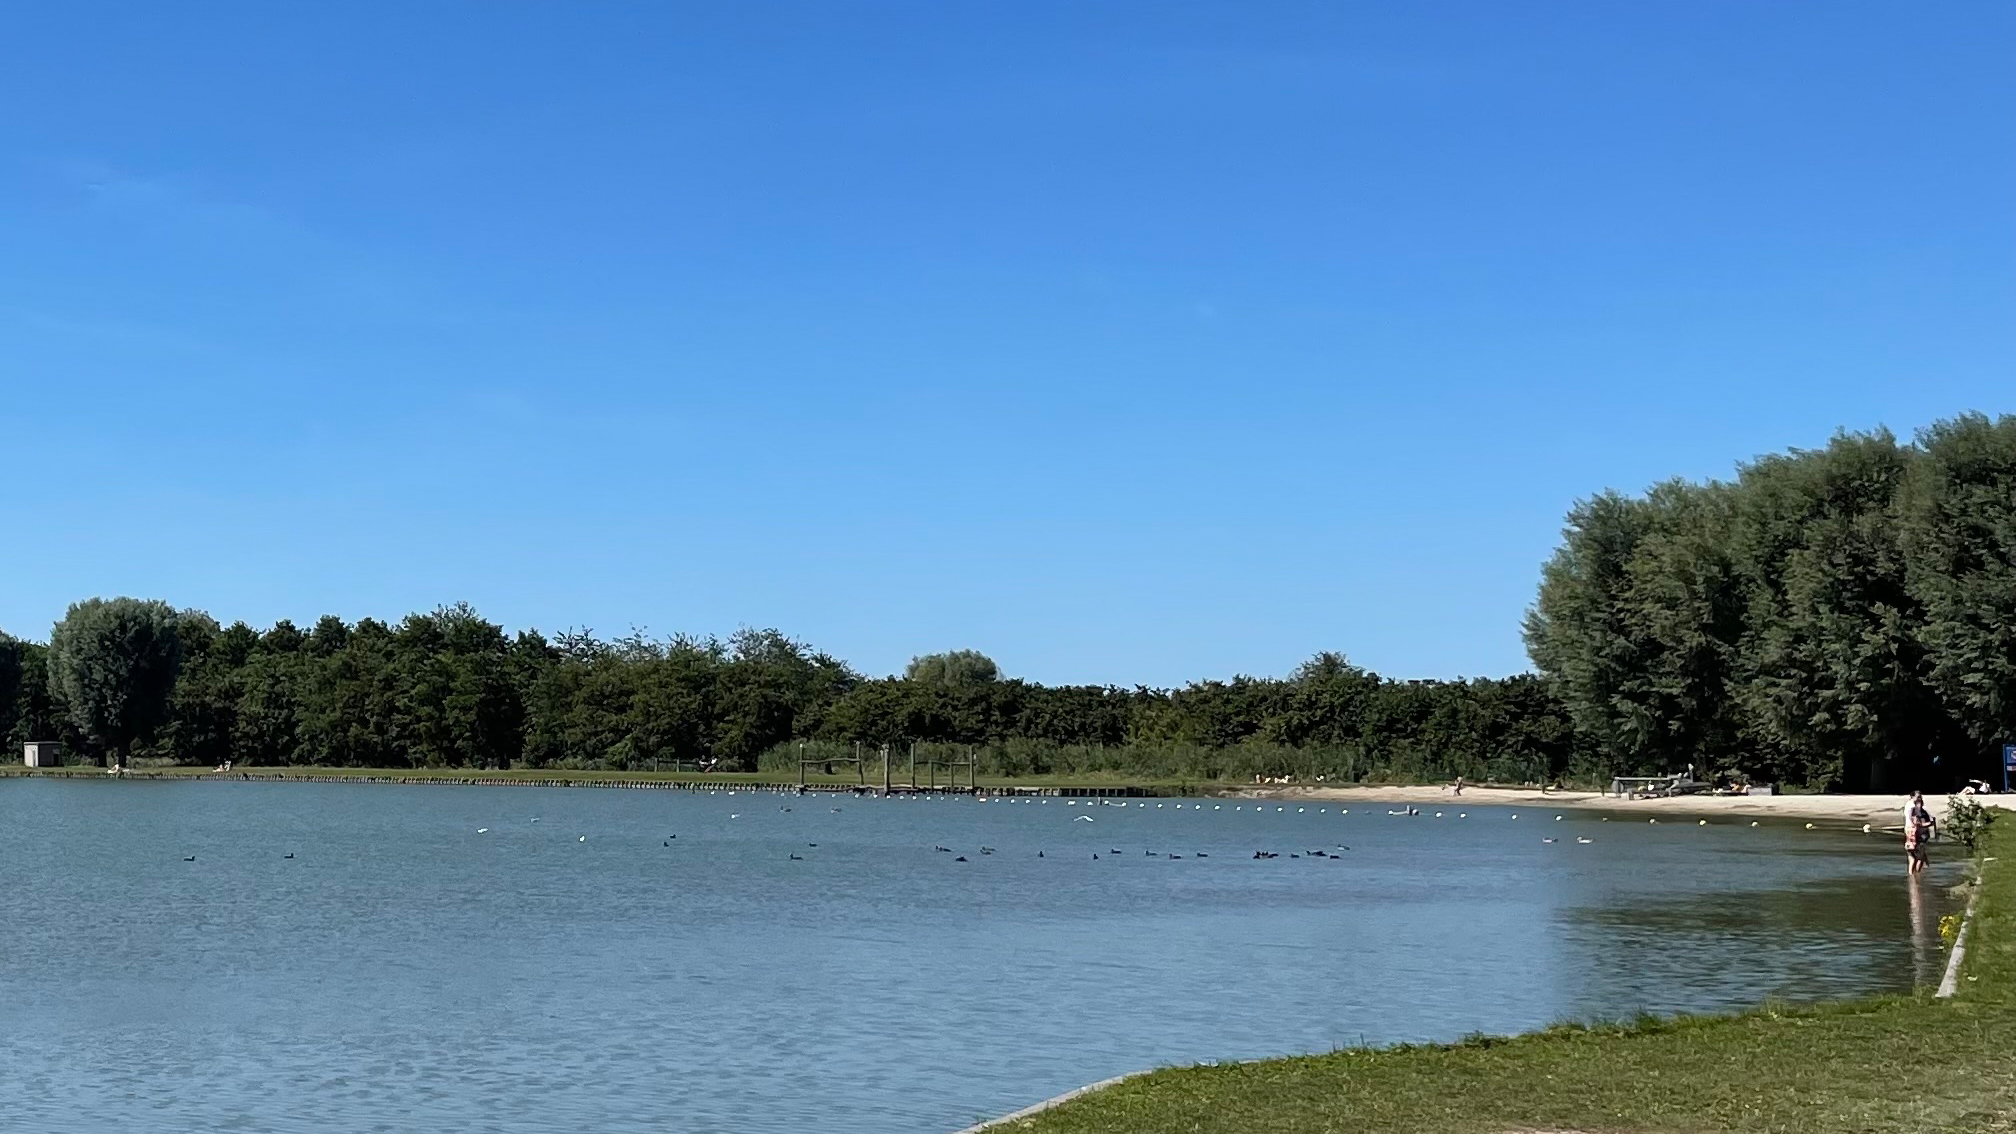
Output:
top-left (22, 741), bottom-right (60, 768)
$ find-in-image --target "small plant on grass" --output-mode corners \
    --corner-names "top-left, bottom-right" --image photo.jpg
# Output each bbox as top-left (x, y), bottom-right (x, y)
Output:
top-left (1944, 795), bottom-right (1998, 851)
top-left (1939, 912), bottom-right (1963, 947)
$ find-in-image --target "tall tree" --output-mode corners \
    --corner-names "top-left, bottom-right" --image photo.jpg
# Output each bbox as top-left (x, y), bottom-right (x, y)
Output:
top-left (46, 598), bottom-right (185, 766)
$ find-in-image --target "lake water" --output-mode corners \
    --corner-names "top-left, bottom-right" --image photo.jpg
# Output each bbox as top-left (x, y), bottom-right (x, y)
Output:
top-left (0, 779), bottom-right (1960, 1133)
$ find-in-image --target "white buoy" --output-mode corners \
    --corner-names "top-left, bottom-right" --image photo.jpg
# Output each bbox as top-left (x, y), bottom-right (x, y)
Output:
top-left (1698, 819), bottom-right (1708, 826)
top-left (1804, 822), bottom-right (1816, 830)
top-left (1434, 812), bottom-right (1443, 818)
top-left (1458, 813), bottom-right (1467, 818)
top-left (578, 835), bottom-right (586, 842)
top-left (1554, 815), bottom-right (1563, 821)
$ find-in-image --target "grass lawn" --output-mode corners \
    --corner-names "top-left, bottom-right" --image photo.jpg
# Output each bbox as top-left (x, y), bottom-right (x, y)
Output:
top-left (995, 833), bottom-right (2016, 1134)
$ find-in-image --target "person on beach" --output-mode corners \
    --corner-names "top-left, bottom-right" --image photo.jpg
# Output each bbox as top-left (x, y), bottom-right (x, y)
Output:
top-left (1904, 792), bottom-right (1936, 875)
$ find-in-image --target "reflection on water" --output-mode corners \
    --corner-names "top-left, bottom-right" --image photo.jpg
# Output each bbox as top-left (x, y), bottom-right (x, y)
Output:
top-left (0, 781), bottom-right (1959, 1134)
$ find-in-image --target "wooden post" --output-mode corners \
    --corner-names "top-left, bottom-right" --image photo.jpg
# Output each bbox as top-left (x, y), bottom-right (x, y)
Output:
top-left (881, 743), bottom-right (890, 795)
top-left (908, 741), bottom-right (916, 789)
top-left (797, 741), bottom-right (805, 788)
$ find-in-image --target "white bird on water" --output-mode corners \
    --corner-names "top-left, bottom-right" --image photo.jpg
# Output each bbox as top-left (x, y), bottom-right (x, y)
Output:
top-left (476, 828), bottom-right (489, 834)
top-left (1075, 816), bottom-right (1095, 823)
top-left (578, 836), bottom-right (586, 842)
top-left (1576, 837), bottom-right (1594, 844)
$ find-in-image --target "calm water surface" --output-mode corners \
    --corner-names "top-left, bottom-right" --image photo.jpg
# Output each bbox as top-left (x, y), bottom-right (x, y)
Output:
top-left (0, 780), bottom-right (1960, 1133)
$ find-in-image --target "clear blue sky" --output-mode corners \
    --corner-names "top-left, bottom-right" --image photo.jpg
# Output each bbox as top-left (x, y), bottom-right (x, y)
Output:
top-left (2, 2), bottom-right (2011, 686)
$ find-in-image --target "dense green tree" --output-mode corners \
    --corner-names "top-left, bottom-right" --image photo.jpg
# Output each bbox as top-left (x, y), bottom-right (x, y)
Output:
top-left (904, 650), bottom-right (1000, 686)
top-left (1901, 414), bottom-right (2016, 782)
top-left (45, 598), bottom-right (185, 766)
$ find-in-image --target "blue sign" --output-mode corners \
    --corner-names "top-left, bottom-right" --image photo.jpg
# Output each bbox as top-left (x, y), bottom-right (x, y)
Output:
top-left (2005, 744), bottom-right (2016, 792)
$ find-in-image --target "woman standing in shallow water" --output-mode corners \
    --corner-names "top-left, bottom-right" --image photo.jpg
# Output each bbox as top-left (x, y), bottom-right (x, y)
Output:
top-left (1905, 791), bottom-right (1937, 875)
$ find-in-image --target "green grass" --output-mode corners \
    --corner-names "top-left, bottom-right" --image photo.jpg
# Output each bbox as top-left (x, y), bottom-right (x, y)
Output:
top-left (994, 833), bottom-right (2016, 1134)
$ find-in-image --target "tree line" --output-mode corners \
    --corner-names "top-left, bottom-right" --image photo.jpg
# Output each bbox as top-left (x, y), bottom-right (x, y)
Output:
top-left (4, 411), bottom-right (2010, 789)
top-left (1526, 412), bottom-right (2016, 791)
top-left (0, 604), bottom-right (1575, 784)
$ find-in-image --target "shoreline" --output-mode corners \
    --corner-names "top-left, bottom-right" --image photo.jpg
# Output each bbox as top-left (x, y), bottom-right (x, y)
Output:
top-left (1243, 783), bottom-right (2016, 825)
top-left (6, 766), bottom-right (2012, 824)
top-left (965, 833), bottom-right (2009, 1134)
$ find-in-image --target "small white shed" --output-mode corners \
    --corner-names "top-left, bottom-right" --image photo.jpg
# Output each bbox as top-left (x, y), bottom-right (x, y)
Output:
top-left (22, 741), bottom-right (60, 768)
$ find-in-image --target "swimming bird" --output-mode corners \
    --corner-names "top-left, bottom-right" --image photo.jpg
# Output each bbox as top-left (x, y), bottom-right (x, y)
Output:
top-left (1038, 851), bottom-right (1044, 858)
top-left (1543, 838), bottom-right (1557, 844)
top-left (1168, 854), bottom-right (1183, 859)
top-left (788, 854), bottom-right (803, 861)
top-left (1576, 837), bottom-right (1594, 844)
top-left (183, 855), bottom-right (196, 862)
top-left (476, 828), bottom-right (489, 834)
top-left (1862, 824), bottom-right (1872, 834)
top-left (954, 856), bottom-right (968, 862)
top-left (1093, 854), bottom-right (1099, 860)
top-left (283, 853), bottom-right (294, 859)
top-left (531, 818), bottom-right (541, 823)
top-left (1751, 821), bottom-right (1760, 827)
top-left (663, 840), bottom-right (670, 847)
top-left (1805, 822), bottom-right (1816, 830)
top-left (730, 814), bottom-right (739, 819)
top-left (1698, 819), bottom-right (1708, 826)
top-left (579, 835), bottom-right (587, 842)
top-left (808, 843), bottom-right (818, 848)
top-left (1554, 815), bottom-right (1563, 821)
top-left (1075, 815), bottom-right (1095, 822)
top-left (1510, 813), bottom-right (1518, 819)
top-left (1196, 852), bottom-right (1209, 857)
top-left (1435, 812), bottom-right (1444, 818)
top-left (1649, 818), bottom-right (1659, 824)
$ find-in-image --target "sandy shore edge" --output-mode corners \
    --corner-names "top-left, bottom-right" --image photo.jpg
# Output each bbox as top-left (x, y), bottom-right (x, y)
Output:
top-left (1227, 783), bottom-right (2016, 824)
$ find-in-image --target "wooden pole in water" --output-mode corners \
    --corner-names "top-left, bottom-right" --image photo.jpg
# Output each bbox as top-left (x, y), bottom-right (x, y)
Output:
top-left (797, 741), bottom-right (805, 789)
top-left (908, 741), bottom-right (916, 790)
top-left (881, 743), bottom-right (890, 795)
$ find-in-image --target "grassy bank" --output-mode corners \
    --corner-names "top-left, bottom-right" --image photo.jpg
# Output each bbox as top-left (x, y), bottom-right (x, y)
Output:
top-left (990, 833), bottom-right (2014, 1134)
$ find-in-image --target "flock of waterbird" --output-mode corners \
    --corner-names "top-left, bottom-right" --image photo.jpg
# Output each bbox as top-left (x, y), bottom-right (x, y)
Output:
top-left (175, 787), bottom-right (1867, 862)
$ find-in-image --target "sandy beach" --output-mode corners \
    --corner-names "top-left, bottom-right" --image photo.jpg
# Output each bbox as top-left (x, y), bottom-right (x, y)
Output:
top-left (1235, 783), bottom-right (2016, 826)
